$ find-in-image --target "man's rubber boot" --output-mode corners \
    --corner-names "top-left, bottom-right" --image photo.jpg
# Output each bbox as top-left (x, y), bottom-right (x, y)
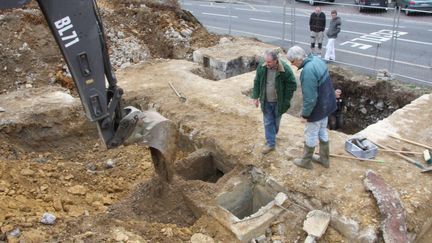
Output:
top-left (312, 140), bottom-right (330, 168)
top-left (293, 144), bottom-right (315, 169)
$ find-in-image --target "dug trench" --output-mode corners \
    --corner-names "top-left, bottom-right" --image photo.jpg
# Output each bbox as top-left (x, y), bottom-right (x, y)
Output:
top-left (0, 94), bottom-right (327, 242)
top-left (327, 66), bottom-right (429, 134)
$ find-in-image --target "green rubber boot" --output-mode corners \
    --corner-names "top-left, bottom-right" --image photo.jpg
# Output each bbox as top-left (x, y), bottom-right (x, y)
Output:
top-left (293, 144), bottom-right (315, 169)
top-left (312, 140), bottom-right (330, 168)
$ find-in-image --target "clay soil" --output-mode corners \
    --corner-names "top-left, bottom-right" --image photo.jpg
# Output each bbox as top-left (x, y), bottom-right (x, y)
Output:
top-left (1, 0), bottom-right (432, 242)
top-left (0, 0), bottom-right (230, 242)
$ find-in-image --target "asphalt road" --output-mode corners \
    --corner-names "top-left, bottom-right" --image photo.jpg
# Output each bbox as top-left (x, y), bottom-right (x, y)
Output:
top-left (181, 0), bottom-right (432, 85)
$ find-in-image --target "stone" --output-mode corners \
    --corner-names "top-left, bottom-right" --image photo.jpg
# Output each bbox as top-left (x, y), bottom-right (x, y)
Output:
top-left (67, 185), bottom-right (87, 195)
top-left (375, 101), bottom-right (384, 111)
top-left (40, 213), bottom-right (56, 225)
top-left (105, 159), bottom-right (115, 169)
top-left (303, 210), bottom-right (331, 238)
top-left (20, 168), bottom-right (35, 176)
top-left (53, 198), bottom-right (63, 211)
top-left (190, 233), bottom-right (214, 243)
top-left (360, 108), bottom-right (367, 114)
top-left (253, 234), bottom-right (266, 243)
top-left (8, 228), bottom-right (21, 238)
top-left (363, 170), bottom-right (408, 243)
top-left (117, 31), bottom-right (125, 39)
top-left (304, 235), bottom-right (316, 243)
top-left (86, 163), bottom-right (97, 172)
top-left (357, 226), bottom-right (378, 243)
top-left (33, 157), bottom-right (48, 163)
top-left (330, 210), bottom-right (360, 240)
top-left (0, 107), bottom-right (5, 112)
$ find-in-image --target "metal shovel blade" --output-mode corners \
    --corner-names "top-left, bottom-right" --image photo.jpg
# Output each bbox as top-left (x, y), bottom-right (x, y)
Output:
top-left (124, 110), bottom-right (178, 182)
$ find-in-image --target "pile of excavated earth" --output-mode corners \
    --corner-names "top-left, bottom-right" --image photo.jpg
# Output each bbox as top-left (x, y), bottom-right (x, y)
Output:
top-left (1, 0), bottom-right (432, 242)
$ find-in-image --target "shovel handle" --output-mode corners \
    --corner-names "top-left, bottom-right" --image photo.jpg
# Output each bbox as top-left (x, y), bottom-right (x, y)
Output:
top-left (389, 135), bottom-right (432, 150)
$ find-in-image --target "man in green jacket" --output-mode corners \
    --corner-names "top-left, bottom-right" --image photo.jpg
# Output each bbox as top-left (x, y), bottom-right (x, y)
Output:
top-left (251, 50), bottom-right (297, 154)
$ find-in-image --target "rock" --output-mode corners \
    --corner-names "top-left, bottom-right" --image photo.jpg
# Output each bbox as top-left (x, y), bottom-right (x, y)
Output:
top-left (53, 198), bottom-right (63, 211)
top-left (304, 235), bottom-right (316, 243)
top-left (8, 228), bottom-right (21, 238)
top-left (303, 210), bottom-right (331, 238)
top-left (360, 108), bottom-right (367, 114)
top-left (357, 226), bottom-right (377, 243)
top-left (375, 100), bottom-right (384, 111)
top-left (64, 174), bottom-right (74, 180)
top-left (67, 185), bottom-right (87, 195)
top-left (40, 213), bottom-right (56, 225)
top-left (253, 234), bottom-right (266, 243)
top-left (117, 31), bottom-right (125, 39)
top-left (330, 210), bottom-right (360, 240)
top-left (114, 229), bottom-right (129, 242)
top-left (363, 170), bottom-right (408, 243)
top-left (33, 157), bottom-right (48, 163)
top-left (105, 159), bottom-right (115, 169)
top-left (20, 168), bottom-right (35, 176)
top-left (190, 233), bottom-right (214, 243)
top-left (0, 107), bottom-right (5, 112)
top-left (86, 163), bottom-right (97, 172)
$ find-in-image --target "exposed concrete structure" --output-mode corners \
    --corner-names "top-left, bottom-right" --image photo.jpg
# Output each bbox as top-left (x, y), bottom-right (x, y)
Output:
top-left (115, 58), bottom-right (432, 241)
top-left (192, 37), bottom-right (281, 80)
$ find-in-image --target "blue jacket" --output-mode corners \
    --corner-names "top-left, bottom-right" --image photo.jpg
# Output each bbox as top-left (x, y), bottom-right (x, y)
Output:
top-left (299, 55), bottom-right (337, 122)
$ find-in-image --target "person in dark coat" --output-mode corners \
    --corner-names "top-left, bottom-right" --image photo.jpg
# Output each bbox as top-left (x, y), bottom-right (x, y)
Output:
top-left (329, 88), bottom-right (345, 130)
top-left (309, 7), bottom-right (326, 55)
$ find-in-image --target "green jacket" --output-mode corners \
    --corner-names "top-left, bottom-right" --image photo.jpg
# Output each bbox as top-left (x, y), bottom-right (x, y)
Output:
top-left (251, 60), bottom-right (297, 116)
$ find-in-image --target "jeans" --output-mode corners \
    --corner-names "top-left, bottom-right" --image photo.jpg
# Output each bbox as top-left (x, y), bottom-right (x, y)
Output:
top-left (263, 102), bottom-right (281, 148)
top-left (304, 117), bottom-right (329, 147)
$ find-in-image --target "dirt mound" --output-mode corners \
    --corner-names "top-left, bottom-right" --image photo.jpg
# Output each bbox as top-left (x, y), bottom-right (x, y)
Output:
top-left (0, 0), bottom-right (219, 93)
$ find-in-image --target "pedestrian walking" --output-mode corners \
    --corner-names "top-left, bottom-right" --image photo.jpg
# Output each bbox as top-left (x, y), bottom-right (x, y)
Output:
top-left (251, 50), bottom-right (297, 154)
top-left (309, 7), bottom-right (326, 55)
top-left (287, 46), bottom-right (337, 169)
top-left (329, 88), bottom-right (345, 130)
top-left (324, 10), bottom-right (341, 61)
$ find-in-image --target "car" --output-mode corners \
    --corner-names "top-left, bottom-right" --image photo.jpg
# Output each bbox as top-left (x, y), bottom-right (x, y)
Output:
top-left (355, 0), bottom-right (388, 11)
top-left (295, 0), bottom-right (335, 6)
top-left (395, 0), bottom-right (432, 15)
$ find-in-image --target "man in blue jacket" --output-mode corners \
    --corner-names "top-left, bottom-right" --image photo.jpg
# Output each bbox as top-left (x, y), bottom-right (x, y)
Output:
top-left (287, 46), bottom-right (337, 169)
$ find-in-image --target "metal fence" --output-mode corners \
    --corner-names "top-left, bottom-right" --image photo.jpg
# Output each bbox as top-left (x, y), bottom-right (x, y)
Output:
top-left (181, 0), bottom-right (432, 85)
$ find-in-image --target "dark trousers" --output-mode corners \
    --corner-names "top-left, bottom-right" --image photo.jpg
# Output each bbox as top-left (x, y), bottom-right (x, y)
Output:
top-left (329, 113), bottom-right (343, 130)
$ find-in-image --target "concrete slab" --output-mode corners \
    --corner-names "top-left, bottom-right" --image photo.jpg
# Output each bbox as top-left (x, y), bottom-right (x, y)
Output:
top-left (193, 37), bottom-right (281, 80)
top-left (303, 210), bottom-right (331, 238)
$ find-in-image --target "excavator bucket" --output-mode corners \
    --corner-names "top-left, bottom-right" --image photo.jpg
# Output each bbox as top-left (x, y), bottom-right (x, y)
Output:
top-left (123, 110), bottom-right (178, 182)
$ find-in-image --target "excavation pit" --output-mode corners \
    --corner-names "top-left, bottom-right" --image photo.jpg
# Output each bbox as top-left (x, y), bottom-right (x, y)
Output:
top-left (217, 180), bottom-right (273, 220)
top-left (207, 167), bottom-right (287, 242)
top-left (329, 68), bottom-right (426, 134)
top-left (175, 149), bottom-right (227, 183)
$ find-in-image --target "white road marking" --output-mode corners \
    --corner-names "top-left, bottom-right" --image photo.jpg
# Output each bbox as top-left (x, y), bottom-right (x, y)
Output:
top-left (202, 12), bottom-right (238, 18)
top-left (249, 18), bottom-right (290, 25)
top-left (199, 4), bottom-right (226, 9)
top-left (398, 38), bottom-right (432, 46)
top-left (207, 25), bottom-right (281, 40)
top-left (206, 25), bottom-right (431, 70)
top-left (346, 20), bottom-right (405, 28)
top-left (235, 8), bottom-right (271, 13)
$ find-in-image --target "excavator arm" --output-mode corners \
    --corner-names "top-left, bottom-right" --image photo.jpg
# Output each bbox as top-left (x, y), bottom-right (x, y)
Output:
top-left (1, 0), bottom-right (177, 181)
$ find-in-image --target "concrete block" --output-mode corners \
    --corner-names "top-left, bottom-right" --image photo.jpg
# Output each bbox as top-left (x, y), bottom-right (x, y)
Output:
top-left (303, 210), bottom-right (330, 238)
